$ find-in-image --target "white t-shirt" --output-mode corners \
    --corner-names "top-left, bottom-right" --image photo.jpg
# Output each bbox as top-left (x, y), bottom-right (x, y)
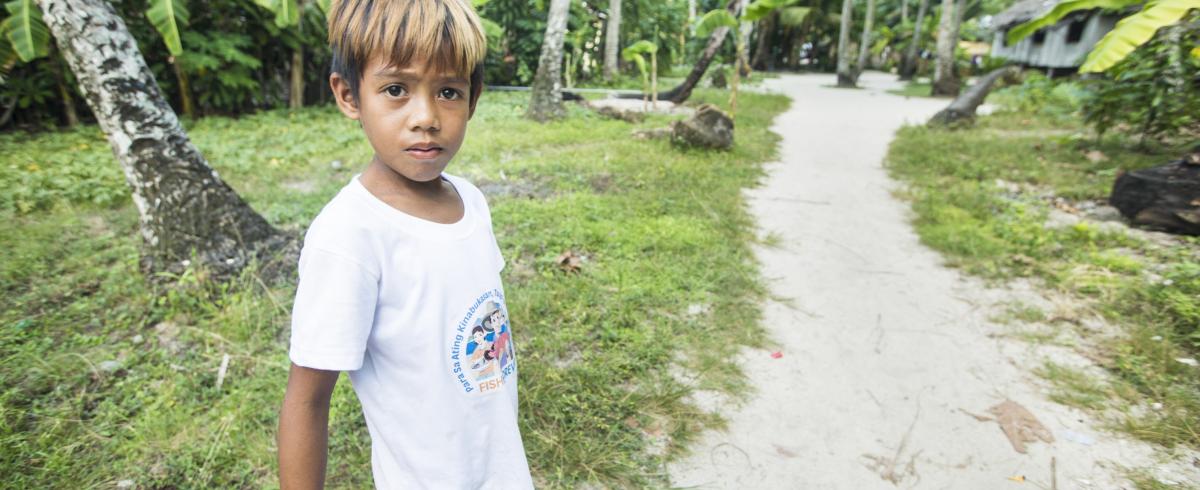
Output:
top-left (289, 173), bottom-right (533, 489)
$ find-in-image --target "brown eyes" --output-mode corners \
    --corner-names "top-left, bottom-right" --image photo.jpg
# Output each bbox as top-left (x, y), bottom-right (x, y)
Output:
top-left (382, 85), bottom-right (463, 101)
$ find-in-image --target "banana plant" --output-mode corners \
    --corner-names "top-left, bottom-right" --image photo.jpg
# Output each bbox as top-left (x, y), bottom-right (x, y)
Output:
top-left (146, 0), bottom-right (188, 56)
top-left (621, 39), bottom-right (658, 108)
top-left (1, 0), bottom-right (50, 62)
top-left (1007, 0), bottom-right (1200, 72)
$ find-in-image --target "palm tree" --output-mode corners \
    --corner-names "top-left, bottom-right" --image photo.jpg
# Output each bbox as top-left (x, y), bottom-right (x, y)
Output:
top-left (835, 0), bottom-right (855, 87)
top-left (931, 0), bottom-right (964, 96)
top-left (38, 0), bottom-right (282, 275)
top-left (898, 0), bottom-right (929, 80)
top-left (527, 0), bottom-right (571, 121)
top-left (853, 0), bottom-right (876, 81)
top-left (603, 0), bottom-right (620, 82)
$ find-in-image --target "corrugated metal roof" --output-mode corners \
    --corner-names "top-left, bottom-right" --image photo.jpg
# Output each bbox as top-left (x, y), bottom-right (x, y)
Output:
top-left (992, 0), bottom-right (1060, 28)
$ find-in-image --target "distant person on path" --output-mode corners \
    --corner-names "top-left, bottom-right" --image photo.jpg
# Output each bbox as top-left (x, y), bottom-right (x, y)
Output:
top-left (276, 1), bottom-right (533, 488)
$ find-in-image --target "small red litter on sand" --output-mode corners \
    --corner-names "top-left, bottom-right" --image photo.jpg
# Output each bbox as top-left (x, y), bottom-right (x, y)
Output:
top-left (770, 351), bottom-right (783, 359)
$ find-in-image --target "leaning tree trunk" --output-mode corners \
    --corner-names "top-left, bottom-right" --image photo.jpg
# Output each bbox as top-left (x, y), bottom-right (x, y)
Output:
top-left (39, 0), bottom-right (282, 276)
top-left (835, 0), bottom-right (855, 87)
top-left (603, 0), bottom-right (620, 82)
top-left (622, 0), bottom-right (739, 103)
top-left (899, 0), bottom-right (929, 80)
top-left (853, 0), bottom-right (876, 82)
top-left (928, 65), bottom-right (1018, 125)
top-left (931, 0), bottom-right (961, 96)
top-left (527, 0), bottom-right (571, 122)
top-left (751, 10), bottom-right (776, 70)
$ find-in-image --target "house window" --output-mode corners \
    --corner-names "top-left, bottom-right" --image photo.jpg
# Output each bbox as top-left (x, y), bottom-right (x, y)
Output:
top-left (1032, 29), bottom-right (1046, 45)
top-left (1066, 18), bottom-right (1087, 43)
top-left (1001, 29), bottom-right (1009, 47)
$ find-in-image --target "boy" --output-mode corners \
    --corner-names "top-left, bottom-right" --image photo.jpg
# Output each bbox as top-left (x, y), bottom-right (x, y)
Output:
top-left (277, 1), bottom-right (533, 488)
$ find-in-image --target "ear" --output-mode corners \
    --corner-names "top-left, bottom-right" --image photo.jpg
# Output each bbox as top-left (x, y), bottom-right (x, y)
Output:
top-left (330, 72), bottom-right (360, 120)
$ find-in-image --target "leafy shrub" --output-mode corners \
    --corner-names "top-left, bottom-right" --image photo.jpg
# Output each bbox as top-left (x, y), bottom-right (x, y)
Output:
top-left (1081, 19), bottom-right (1200, 142)
top-left (992, 72), bottom-right (1087, 118)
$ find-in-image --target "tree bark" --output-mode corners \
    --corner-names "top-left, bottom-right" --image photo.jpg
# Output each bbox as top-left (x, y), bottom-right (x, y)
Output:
top-left (928, 65), bottom-right (1018, 125)
top-left (38, 0), bottom-right (282, 276)
top-left (853, 0), bottom-right (876, 81)
top-left (836, 0), bottom-right (855, 87)
top-left (290, 2), bottom-right (306, 110)
top-left (527, 0), bottom-right (571, 122)
top-left (751, 11), bottom-right (776, 70)
top-left (625, 0), bottom-right (740, 103)
top-left (290, 46), bottom-right (304, 109)
top-left (932, 0), bottom-right (962, 96)
top-left (901, 0), bottom-right (909, 24)
top-left (52, 52), bottom-right (79, 127)
top-left (738, 0), bottom-right (752, 77)
top-left (899, 0), bottom-right (929, 80)
top-left (171, 61), bottom-right (194, 117)
top-left (603, 0), bottom-right (620, 82)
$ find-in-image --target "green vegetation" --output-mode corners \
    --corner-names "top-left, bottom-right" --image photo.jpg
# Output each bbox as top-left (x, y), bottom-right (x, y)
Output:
top-left (886, 79), bottom-right (1200, 449)
top-left (886, 80), bottom-right (937, 98)
top-left (0, 88), bottom-right (789, 488)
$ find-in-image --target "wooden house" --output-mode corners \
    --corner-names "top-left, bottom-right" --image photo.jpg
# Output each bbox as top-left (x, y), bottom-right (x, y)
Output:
top-left (990, 0), bottom-right (1121, 73)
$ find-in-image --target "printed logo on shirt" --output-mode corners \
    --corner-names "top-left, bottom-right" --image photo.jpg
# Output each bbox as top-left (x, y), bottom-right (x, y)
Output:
top-left (449, 289), bottom-right (517, 394)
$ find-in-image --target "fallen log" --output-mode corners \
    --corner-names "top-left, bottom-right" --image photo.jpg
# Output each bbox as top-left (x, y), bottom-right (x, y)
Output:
top-left (928, 66), bottom-right (1020, 127)
top-left (1110, 150), bottom-right (1200, 236)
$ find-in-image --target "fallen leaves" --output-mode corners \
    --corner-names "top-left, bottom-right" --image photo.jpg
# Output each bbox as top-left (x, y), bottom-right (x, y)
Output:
top-left (555, 250), bottom-right (584, 273)
top-left (986, 400), bottom-right (1055, 454)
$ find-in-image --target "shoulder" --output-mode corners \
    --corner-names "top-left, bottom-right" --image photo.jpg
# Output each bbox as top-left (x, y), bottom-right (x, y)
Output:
top-left (443, 173), bottom-right (489, 206)
top-left (300, 180), bottom-right (384, 272)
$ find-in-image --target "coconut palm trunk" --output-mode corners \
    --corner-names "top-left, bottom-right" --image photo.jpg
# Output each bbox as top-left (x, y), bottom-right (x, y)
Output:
top-left (835, 0), bottom-right (855, 87)
top-left (899, 0), bottom-right (929, 80)
top-left (751, 10), bottom-right (776, 70)
top-left (603, 0), bottom-right (620, 82)
top-left (931, 0), bottom-right (963, 96)
top-left (527, 0), bottom-right (571, 122)
top-left (853, 0), bottom-right (876, 81)
top-left (38, 0), bottom-right (282, 276)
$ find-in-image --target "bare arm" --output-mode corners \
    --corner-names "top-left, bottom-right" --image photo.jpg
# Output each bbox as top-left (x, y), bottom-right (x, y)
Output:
top-left (278, 363), bottom-right (340, 490)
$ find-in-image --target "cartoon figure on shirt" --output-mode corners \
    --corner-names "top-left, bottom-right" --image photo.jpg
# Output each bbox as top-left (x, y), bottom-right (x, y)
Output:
top-left (466, 323), bottom-right (495, 379)
top-left (484, 303), bottom-right (515, 370)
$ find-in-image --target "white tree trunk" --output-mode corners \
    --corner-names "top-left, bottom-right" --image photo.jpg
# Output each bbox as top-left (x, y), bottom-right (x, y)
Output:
top-left (900, 0), bottom-right (930, 80)
top-left (932, 0), bottom-right (961, 96)
top-left (603, 0), bottom-right (620, 82)
top-left (855, 0), bottom-right (876, 79)
top-left (527, 0), bottom-right (571, 122)
top-left (689, 0), bottom-right (697, 34)
top-left (38, 0), bottom-right (281, 275)
top-left (836, 0), bottom-right (855, 87)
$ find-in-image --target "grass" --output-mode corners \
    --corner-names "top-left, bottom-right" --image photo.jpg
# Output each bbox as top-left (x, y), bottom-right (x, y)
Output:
top-left (886, 81), bottom-right (936, 98)
top-left (0, 89), bottom-right (790, 488)
top-left (885, 96), bottom-right (1200, 452)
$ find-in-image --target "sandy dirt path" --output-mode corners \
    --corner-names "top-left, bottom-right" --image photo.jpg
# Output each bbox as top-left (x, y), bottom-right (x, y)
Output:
top-left (668, 72), bottom-right (1198, 489)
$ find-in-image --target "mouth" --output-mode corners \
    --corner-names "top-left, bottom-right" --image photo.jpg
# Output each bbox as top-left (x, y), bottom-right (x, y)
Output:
top-left (405, 143), bottom-right (444, 160)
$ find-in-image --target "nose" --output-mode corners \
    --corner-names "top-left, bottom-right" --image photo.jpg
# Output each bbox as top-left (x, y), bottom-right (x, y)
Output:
top-left (408, 91), bottom-right (440, 132)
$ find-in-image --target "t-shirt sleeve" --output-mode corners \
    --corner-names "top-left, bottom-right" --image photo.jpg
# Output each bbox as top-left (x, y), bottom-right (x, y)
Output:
top-left (289, 246), bottom-right (380, 371)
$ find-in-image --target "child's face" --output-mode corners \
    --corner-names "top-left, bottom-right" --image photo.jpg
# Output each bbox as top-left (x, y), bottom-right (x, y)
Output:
top-left (333, 55), bottom-right (472, 183)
